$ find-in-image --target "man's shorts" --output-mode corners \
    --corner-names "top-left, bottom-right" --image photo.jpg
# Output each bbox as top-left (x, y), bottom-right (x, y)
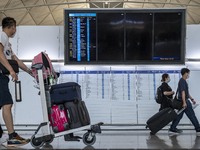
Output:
top-left (0, 73), bottom-right (13, 109)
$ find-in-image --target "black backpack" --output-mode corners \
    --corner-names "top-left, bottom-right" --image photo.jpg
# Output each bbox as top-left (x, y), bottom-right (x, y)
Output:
top-left (155, 85), bottom-right (163, 104)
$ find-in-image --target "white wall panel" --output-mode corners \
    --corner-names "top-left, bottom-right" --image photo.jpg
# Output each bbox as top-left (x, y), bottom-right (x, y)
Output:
top-left (186, 25), bottom-right (200, 59)
top-left (58, 26), bottom-right (65, 59)
top-left (13, 71), bottom-right (43, 124)
top-left (16, 26), bottom-right (60, 60)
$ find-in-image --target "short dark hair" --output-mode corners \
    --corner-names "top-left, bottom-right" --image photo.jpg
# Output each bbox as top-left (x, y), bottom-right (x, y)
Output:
top-left (181, 68), bottom-right (190, 76)
top-left (2, 17), bottom-right (16, 29)
top-left (161, 73), bottom-right (169, 82)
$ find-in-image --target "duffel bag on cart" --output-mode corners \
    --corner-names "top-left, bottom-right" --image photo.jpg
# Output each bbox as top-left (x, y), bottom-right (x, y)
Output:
top-left (50, 82), bottom-right (82, 104)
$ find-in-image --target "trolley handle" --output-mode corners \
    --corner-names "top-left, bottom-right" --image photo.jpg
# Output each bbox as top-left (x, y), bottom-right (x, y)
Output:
top-left (31, 63), bottom-right (43, 70)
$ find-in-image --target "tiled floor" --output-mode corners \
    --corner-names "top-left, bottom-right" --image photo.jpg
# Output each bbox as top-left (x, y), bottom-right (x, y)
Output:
top-left (0, 129), bottom-right (200, 149)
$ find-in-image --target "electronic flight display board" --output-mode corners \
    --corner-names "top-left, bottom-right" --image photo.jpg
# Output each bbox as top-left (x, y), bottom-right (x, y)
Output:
top-left (64, 8), bottom-right (186, 65)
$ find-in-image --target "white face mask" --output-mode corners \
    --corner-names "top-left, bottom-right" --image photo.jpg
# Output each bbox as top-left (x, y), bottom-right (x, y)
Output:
top-left (166, 78), bottom-right (171, 83)
top-left (186, 74), bottom-right (190, 79)
top-left (10, 32), bottom-right (16, 38)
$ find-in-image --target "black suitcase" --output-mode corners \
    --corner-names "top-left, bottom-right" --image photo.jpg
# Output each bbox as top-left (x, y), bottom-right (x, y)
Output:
top-left (146, 107), bottom-right (177, 135)
top-left (50, 82), bottom-right (82, 104)
top-left (77, 101), bottom-right (90, 126)
top-left (64, 101), bottom-right (82, 129)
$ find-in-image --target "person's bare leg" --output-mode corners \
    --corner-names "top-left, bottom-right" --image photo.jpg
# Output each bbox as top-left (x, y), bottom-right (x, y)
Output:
top-left (2, 104), bottom-right (14, 134)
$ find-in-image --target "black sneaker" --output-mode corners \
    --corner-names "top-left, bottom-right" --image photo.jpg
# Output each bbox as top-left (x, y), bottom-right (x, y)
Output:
top-left (176, 128), bottom-right (183, 133)
top-left (7, 134), bottom-right (30, 146)
top-left (196, 128), bottom-right (200, 136)
top-left (168, 128), bottom-right (180, 135)
top-left (0, 125), bottom-right (3, 138)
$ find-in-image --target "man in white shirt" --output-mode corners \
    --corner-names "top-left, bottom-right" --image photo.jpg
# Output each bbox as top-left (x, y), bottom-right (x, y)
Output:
top-left (0, 17), bottom-right (31, 146)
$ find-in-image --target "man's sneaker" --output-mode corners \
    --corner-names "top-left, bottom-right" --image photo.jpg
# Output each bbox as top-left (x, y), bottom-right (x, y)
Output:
top-left (168, 128), bottom-right (181, 135)
top-left (0, 130), bottom-right (3, 138)
top-left (7, 134), bottom-right (30, 146)
top-left (196, 129), bottom-right (200, 136)
top-left (0, 125), bottom-right (3, 138)
top-left (176, 128), bottom-right (183, 133)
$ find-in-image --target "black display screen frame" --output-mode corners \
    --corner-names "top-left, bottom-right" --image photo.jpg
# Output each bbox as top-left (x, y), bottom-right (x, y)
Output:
top-left (64, 8), bottom-right (186, 65)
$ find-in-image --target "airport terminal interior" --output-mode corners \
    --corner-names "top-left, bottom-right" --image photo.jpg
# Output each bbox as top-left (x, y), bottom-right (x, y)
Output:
top-left (1, 0), bottom-right (200, 149)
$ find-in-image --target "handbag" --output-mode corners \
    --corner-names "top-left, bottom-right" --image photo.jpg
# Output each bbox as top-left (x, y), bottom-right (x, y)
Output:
top-left (171, 89), bottom-right (183, 110)
top-left (0, 60), bottom-right (19, 75)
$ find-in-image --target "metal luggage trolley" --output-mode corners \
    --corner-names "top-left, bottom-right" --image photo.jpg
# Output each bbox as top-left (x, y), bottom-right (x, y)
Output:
top-left (30, 64), bottom-right (103, 149)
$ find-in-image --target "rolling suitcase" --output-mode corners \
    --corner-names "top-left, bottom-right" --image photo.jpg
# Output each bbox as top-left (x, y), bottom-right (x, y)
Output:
top-left (50, 82), bottom-right (82, 104)
top-left (77, 101), bottom-right (90, 126)
top-left (146, 107), bottom-right (177, 135)
top-left (64, 101), bottom-right (82, 129)
top-left (49, 104), bottom-right (70, 133)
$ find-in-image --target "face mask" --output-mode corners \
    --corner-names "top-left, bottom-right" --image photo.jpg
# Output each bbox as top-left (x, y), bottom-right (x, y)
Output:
top-left (11, 32), bottom-right (16, 38)
top-left (187, 74), bottom-right (190, 79)
top-left (166, 78), bottom-right (171, 83)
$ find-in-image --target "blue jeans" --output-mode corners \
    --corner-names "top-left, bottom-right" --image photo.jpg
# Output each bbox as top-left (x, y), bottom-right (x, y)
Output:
top-left (170, 100), bottom-right (200, 131)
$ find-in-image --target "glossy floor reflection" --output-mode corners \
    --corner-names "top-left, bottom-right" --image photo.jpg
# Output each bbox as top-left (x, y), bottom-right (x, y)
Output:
top-left (0, 130), bottom-right (200, 149)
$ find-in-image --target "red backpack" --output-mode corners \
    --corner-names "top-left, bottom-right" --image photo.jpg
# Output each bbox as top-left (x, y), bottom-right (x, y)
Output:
top-left (31, 52), bottom-right (58, 84)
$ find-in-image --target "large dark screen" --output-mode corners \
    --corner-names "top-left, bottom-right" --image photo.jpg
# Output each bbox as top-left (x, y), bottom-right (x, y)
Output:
top-left (126, 13), bottom-right (153, 61)
top-left (98, 13), bottom-right (124, 61)
top-left (153, 12), bottom-right (182, 61)
top-left (64, 9), bottom-right (186, 64)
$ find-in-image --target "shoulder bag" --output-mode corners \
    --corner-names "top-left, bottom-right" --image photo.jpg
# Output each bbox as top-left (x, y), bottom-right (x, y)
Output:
top-left (0, 60), bottom-right (19, 75)
top-left (171, 88), bottom-right (183, 110)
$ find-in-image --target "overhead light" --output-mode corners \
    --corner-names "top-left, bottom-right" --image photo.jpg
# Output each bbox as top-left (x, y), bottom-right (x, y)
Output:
top-left (104, 1), bottom-right (109, 8)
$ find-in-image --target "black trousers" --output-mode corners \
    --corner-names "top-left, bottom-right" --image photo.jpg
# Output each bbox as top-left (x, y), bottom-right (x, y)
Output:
top-left (0, 124), bottom-right (3, 138)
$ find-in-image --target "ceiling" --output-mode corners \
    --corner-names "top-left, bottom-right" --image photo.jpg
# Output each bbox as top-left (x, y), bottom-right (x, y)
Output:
top-left (0, 0), bottom-right (200, 25)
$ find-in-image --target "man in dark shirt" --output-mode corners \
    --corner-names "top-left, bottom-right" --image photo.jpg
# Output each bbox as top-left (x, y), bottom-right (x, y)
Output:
top-left (169, 68), bottom-right (200, 135)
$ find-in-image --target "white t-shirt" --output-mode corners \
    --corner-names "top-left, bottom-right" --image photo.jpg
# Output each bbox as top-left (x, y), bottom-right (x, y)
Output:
top-left (0, 31), bottom-right (15, 59)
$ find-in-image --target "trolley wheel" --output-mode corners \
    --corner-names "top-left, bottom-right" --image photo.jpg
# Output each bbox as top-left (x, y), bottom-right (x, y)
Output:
top-left (45, 137), bottom-right (54, 144)
top-left (83, 132), bottom-right (96, 146)
top-left (30, 135), bottom-right (44, 148)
